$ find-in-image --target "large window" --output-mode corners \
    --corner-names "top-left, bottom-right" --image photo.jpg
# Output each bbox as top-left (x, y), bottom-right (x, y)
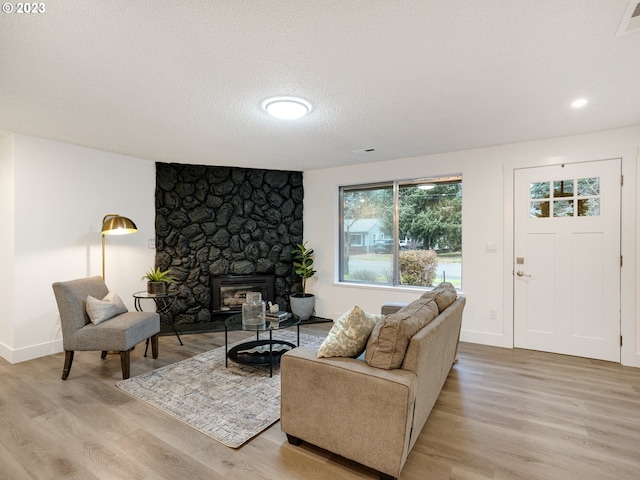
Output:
top-left (339, 175), bottom-right (462, 289)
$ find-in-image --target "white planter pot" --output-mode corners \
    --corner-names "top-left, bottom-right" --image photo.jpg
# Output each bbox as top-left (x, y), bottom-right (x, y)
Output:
top-left (290, 294), bottom-right (315, 321)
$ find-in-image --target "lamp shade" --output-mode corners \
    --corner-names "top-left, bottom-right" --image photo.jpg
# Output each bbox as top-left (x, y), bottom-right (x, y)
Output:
top-left (102, 215), bottom-right (137, 235)
top-left (101, 214), bottom-right (137, 280)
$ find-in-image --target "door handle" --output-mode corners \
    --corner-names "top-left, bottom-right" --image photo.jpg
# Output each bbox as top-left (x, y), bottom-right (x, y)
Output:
top-left (516, 270), bottom-right (531, 277)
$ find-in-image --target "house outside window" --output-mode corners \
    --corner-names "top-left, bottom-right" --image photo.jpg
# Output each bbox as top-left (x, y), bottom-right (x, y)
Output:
top-left (339, 175), bottom-right (462, 289)
top-left (348, 233), bottom-right (364, 247)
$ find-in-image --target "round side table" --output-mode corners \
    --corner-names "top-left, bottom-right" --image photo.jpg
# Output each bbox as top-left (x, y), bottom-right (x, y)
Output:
top-left (133, 291), bottom-right (183, 349)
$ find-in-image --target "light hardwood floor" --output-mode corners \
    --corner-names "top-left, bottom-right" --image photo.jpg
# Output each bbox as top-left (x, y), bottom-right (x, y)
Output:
top-left (1, 323), bottom-right (639, 480)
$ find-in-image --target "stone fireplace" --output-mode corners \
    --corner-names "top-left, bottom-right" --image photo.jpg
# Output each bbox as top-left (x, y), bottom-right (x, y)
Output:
top-left (155, 162), bottom-right (303, 333)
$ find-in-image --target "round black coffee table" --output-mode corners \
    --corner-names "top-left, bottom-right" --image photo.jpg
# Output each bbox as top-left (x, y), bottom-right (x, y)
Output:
top-left (224, 313), bottom-right (300, 377)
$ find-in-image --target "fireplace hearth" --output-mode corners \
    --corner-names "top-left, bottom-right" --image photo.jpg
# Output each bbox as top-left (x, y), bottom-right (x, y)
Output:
top-left (211, 275), bottom-right (276, 313)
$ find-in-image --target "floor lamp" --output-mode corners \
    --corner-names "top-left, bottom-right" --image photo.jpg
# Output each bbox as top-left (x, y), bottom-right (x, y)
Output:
top-left (101, 214), bottom-right (138, 280)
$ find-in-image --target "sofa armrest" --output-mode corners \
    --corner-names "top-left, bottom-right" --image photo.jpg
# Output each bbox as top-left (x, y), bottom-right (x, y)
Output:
top-left (281, 347), bottom-right (417, 478)
top-left (381, 301), bottom-right (408, 315)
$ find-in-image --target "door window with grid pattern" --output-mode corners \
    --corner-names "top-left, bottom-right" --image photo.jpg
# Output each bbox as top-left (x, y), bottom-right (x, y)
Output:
top-left (529, 177), bottom-right (600, 218)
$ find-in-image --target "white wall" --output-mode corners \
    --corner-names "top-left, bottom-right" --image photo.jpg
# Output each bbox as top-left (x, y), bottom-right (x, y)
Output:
top-left (0, 136), bottom-right (16, 359)
top-left (3, 127), bottom-right (639, 367)
top-left (303, 125), bottom-right (640, 367)
top-left (2, 134), bottom-right (156, 363)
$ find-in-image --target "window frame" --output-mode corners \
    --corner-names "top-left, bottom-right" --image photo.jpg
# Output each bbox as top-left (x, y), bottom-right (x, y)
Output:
top-left (338, 174), bottom-right (462, 289)
top-left (348, 233), bottom-right (364, 247)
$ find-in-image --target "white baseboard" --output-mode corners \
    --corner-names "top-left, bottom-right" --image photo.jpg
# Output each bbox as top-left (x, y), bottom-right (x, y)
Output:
top-left (0, 340), bottom-right (11, 363)
top-left (0, 338), bottom-right (63, 364)
top-left (623, 352), bottom-right (640, 368)
top-left (460, 329), bottom-right (510, 349)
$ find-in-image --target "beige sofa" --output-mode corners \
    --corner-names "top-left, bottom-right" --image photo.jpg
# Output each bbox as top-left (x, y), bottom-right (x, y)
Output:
top-left (280, 287), bottom-right (465, 480)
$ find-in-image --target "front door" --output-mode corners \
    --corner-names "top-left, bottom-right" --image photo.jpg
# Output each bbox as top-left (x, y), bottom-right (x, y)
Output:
top-left (513, 159), bottom-right (621, 362)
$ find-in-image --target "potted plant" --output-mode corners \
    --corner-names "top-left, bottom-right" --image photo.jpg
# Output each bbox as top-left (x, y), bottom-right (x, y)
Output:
top-left (290, 241), bottom-right (317, 320)
top-left (142, 266), bottom-right (178, 295)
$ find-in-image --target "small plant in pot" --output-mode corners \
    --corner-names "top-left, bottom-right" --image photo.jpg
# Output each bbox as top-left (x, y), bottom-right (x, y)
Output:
top-left (142, 267), bottom-right (178, 295)
top-left (290, 241), bottom-right (317, 321)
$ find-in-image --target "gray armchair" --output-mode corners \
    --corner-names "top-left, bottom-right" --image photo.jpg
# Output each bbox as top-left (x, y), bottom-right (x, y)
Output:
top-left (52, 276), bottom-right (160, 380)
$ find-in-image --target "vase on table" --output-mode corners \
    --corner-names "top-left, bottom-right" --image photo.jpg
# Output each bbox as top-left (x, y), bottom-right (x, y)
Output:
top-left (242, 292), bottom-right (266, 326)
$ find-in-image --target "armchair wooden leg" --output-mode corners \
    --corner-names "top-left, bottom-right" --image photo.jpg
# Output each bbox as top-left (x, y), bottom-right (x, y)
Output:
top-left (120, 350), bottom-right (131, 379)
top-left (61, 351), bottom-right (74, 380)
top-left (150, 333), bottom-right (159, 359)
top-left (101, 351), bottom-right (108, 359)
top-left (286, 434), bottom-right (302, 446)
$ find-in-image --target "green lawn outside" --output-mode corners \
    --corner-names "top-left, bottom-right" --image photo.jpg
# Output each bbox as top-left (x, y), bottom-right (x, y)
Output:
top-left (355, 252), bottom-right (461, 263)
top-left (344, 251), bottom-right (462, 287)
top-left (436, 252), bottom-right (462, 263)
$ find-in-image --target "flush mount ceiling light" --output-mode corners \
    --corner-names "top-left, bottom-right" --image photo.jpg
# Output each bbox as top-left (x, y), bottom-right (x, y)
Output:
top-left (417, 184), bottom-right (436, 190)
top-left (571, 98), bottom-right (588, 108)
top-left (262, 96), bottom-right (312, 120)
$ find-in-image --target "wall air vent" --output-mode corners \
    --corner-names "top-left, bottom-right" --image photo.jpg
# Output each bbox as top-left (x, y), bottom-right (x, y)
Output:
top-left (616, 1), bottom-right (640, 36)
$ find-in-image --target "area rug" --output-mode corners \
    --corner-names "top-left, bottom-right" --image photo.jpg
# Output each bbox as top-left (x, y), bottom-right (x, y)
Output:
top-left (116, 330), bottom-right (325, 448)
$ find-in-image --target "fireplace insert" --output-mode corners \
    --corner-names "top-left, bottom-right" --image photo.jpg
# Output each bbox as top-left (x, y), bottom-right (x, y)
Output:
top-left (211, 275), bottom-right (276, 312)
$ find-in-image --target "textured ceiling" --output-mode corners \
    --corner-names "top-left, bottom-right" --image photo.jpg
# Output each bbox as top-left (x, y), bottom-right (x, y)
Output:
top-left (1, 1), bottom-right (640, 171)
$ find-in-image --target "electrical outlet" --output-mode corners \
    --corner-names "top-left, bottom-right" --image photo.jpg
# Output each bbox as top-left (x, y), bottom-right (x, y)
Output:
top-left (148, 239), bottom-right (156, 249)
top-left (489, 309), bottom-right (498, 320)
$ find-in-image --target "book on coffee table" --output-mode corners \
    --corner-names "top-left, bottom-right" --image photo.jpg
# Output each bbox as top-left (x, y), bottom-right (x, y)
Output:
top-left (266, 311), bottom-right (291, 320)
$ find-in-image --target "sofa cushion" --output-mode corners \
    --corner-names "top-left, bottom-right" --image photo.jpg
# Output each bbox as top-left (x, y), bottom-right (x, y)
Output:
top-left (381, 301), bottom-right (407, 315)
top-left (420, 282), bottom-right (457, 313)
top-left (86, 291), bottom-right (128, 325)
top-left (365, 298), bottom-right (439, 369)
top-left (318, 306), bottom-right (382, 358)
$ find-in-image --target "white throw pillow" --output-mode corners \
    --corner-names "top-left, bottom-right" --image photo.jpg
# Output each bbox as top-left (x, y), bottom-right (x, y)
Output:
top-left (317, 306), bottom-right (383, 358)
top-left (86, 291), bottom-right (128, 325)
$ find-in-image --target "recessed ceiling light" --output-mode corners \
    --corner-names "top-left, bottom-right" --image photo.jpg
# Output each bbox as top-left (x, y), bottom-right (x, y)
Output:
top-left (571, 98), bottom-right (588, 108)
top-left (262, 96), bottom-right (312, 120)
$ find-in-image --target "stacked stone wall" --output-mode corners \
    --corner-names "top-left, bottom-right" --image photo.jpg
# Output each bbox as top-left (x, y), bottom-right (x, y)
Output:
top-left (155, 162), bottom-right (303, 330)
